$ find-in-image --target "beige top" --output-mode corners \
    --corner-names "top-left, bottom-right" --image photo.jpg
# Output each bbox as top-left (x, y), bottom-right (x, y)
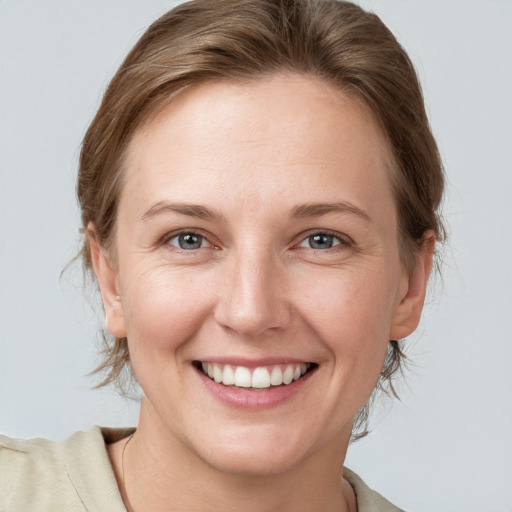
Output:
top-left (0, 427), bottom-right (404, 511)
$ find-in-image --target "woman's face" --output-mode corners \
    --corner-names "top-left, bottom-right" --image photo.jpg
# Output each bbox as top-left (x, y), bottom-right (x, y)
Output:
top-left (95, 74), bottom-right (431, 476)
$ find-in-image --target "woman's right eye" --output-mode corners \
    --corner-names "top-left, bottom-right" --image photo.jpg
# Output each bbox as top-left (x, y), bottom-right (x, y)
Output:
top-left (167, 232), bottom-right (209, 250)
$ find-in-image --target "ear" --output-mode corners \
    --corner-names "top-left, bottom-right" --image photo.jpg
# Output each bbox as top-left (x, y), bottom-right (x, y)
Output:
top-left (390, 231), bottom-right (436, 340)
top-left (87, 223), bottom-right (127, 339)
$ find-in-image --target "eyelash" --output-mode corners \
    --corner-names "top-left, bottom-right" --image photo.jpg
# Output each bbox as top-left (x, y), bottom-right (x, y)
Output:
top-left (162, 229), bottom-right (351, 253)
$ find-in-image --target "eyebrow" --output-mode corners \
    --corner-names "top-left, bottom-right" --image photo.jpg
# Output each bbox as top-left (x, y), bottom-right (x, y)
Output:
top-left (291, 202), bottom-right (371, 222)
top-left (141, 201), bottom-right (225, 222)
top-left (140, 200), bottom-right (370, 223)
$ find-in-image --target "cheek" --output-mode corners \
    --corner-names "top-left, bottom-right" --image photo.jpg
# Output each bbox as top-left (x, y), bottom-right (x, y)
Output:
top-left (119, 264), bottom-right (215, 364)
top-left (295, 265), bottom-right (399, 375)
top-left (298, 264), bottom-right (398, 335)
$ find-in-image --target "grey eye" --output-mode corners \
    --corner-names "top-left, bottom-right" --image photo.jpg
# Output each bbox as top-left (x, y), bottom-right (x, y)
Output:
top-left (300, 234), bottom-right (341, 250)
top-left (169, 233), bottom-right (206, 250)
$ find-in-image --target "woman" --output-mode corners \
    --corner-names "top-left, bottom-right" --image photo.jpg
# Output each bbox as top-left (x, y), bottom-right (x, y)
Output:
top-left (0, 0), bottom-right (444, 510)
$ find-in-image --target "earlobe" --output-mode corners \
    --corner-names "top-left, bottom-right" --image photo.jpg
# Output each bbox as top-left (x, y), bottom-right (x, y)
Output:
top-left (87, 223), bottom-right (127, 339)
top-left (390, 232), bottom-right (436, 340)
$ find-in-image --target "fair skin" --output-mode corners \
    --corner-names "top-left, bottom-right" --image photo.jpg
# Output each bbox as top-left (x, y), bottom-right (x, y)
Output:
top-left (90, 74), bottom-right (434, 512)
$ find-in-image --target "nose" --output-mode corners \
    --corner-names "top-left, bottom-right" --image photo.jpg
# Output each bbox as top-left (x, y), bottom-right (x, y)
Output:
top-left (214, 249), bottom-right (291, 338)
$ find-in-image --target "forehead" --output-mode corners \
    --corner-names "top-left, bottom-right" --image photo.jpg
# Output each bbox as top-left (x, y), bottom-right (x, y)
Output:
top-left (121, 73), bottom-right (396, 222)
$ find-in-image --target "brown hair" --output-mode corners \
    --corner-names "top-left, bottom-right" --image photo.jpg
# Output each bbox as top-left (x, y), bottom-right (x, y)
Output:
top-left (78, 0), bottom-right (444, 438)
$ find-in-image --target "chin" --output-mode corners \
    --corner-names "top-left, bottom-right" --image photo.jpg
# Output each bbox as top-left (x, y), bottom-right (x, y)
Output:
top-left (191, 427), bottom-right (310, 477)
top-left (203, 447), bottom-right (303, 477)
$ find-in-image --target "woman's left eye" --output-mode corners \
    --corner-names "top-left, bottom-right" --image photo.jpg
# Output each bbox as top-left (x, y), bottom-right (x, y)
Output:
top-left (167, 232), bottom-right (209, 250)
top-left (298, 233), bottom-right (344, 250)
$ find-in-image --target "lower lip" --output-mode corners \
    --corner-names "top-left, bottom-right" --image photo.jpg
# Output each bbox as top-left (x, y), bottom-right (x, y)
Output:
top-left (197, 367), bottom-right (315, 409)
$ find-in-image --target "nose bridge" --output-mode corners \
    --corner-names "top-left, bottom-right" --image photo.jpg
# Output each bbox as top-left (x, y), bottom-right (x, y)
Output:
top-left (215, 243), bottom-right (289, 337)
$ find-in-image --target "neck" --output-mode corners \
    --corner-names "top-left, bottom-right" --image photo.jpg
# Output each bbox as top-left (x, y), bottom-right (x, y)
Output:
top-left (119, 399), bottom-right (356, 512)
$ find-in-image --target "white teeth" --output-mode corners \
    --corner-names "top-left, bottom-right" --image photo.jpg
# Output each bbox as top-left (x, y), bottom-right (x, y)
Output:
top-left (252, 367), bottom-right (271, 388)
top-left (270, 366), bottom-right (283, 386)
top-left (234, 366), bottom-right (252, 387)
top-left (282, 365), bottom-right (294, 385)
top-left (200, 362), bottom-right (311, 388)
top-left (222, 364), bottom-right (235, 385)
top-left (213, 364), bottom-right (223, 383)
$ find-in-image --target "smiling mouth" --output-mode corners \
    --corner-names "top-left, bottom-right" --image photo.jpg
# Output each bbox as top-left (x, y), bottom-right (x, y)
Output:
top-left (195, 361), bottom-right (316, 389)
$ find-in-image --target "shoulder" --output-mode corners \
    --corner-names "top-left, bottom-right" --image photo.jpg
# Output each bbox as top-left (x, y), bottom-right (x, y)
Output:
top-left (0, 427), bottom-right (130, 512)
top-left (0, 432), bottom-right (77, 511)
top-left (344, 467), bottom-right (406, 512)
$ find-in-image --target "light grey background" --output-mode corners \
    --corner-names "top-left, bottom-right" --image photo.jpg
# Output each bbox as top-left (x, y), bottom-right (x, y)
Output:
top-left (1, 1), bottom-right (511, 510)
